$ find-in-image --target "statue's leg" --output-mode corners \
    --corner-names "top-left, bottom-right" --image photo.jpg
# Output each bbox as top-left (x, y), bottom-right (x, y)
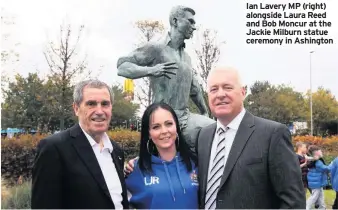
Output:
top-left (182, 113), bottom-right (215, 153)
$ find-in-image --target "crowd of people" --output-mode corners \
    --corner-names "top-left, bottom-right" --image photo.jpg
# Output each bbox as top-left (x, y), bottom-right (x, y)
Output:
top-left (296, 142), bottom-right (338, 209)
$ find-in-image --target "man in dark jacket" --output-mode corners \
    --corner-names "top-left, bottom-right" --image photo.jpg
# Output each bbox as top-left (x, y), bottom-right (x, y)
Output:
top-left (31, 80), bottom-right (128, 209)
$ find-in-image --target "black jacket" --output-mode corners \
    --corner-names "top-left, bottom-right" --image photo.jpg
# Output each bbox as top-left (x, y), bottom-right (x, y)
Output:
top-left (31, 124), bottom-right (129, 209)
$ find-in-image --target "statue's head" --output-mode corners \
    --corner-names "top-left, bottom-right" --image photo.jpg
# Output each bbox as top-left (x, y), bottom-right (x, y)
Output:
top-left (169, 5), bottom-right (196, 39)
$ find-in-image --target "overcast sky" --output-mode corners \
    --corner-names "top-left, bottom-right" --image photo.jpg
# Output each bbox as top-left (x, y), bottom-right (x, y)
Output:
top-left (2, 0), bottom-right (338, 98)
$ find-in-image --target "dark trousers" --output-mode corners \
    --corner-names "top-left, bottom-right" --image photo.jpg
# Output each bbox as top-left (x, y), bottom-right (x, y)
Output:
top-left (333, 191), bottom-right (338, 210)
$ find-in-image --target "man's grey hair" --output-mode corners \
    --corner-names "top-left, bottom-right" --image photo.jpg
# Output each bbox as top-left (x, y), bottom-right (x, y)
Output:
top-left (207, 67), bottom-right (244, 89)
top-left (169, 5), bottom-right (195, 26)
top-left (73, 79), bottom-right (114, 106)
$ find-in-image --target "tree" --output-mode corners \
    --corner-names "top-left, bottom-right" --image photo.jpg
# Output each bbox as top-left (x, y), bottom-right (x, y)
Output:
top-left (245, 81), bottom-right (307, 124)
top-left (305, 87), bottom-right (338, 135)
top-left (0, 72), bottom-right (76, 132)
top-left (1, 73), bottom-right (47, 130)
top-left (245, 81), bottom-right (277, 120)
top-left (42, 74), bottom-right (77, 131)
top-left (133, 20), bottom-right (165, 109)
top-left (189, 28), bottom-right (224, 117)
top-left (110, 84), bottom-right (139, 128)
top-left (43, 23), bottom-right (89, 130)
top-left (194, 28), bottom-right (224, 90)
top-left (274, 84), bottom-right (307, 124)
top-left (320, 120), bottom-right (338, 136)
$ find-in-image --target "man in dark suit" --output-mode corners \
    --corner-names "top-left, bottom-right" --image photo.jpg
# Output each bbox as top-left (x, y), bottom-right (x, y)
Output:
top-left (31, 80), bottom-right (128, 209)
top-left (197, 67), bottom-right (306, 209)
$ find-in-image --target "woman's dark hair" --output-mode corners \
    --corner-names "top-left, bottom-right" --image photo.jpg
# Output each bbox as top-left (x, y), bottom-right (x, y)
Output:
top-left (138, 102), bottom-right (193, 174)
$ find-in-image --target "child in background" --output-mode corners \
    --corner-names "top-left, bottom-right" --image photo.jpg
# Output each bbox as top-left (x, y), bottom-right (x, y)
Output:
top-left (296, 142), bottom-right (315, 193)
top-left (306, 145), bottom-right (331, 210)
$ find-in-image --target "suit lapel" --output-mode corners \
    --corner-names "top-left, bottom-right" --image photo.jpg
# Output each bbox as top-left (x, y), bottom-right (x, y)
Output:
top-left (200, 123), bottom-right (217, 202)
top-left (219, 112), bottom-right (255, 188)
top-left (110, 147), bottom-right (126, 195)
top-left (110, 141), bottom-right (129, 208)
top-left (111, 151), bottom-right (123, 179)
top-left (70, 124), bottom-right (113, 202)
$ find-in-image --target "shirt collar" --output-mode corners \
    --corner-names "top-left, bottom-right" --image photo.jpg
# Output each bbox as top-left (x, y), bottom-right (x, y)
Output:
top-left (79, 123), bottom-right (113, 153)
top-left (216, 108), bottom-right (246, 131)
top-left (161, 32), bottom-right (186, 49)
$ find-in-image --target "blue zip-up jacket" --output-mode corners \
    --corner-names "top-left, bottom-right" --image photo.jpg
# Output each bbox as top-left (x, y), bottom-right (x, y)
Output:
top-left (307, 159), bottom-right (330, 189)
top-left (329, 157), bottom-right (338, 191)
top-left (125, 153), bottom-right (199, 209)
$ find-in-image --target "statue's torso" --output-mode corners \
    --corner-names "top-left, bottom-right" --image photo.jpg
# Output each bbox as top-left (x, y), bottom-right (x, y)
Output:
top-left (150, 44), bottom-right (193, 111)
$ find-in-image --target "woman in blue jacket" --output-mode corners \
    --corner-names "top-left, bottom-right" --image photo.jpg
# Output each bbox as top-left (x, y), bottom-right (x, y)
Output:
top-left (125, 102), bottom-right (199, 209)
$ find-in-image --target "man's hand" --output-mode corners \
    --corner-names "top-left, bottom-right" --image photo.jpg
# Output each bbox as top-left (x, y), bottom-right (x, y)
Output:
top-left (148, 62), bottom-right (178, 79)
top-left (124, 157), bottom-right (138, 176)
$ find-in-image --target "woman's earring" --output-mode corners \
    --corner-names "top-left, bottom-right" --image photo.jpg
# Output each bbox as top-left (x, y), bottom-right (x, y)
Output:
top-left (176, 134), bottom-right (180, 148)
top-left (147, 139), bottom-right (151, 154)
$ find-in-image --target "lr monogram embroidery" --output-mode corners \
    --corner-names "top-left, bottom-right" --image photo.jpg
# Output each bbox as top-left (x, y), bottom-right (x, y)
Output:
top-left (144, 176), bottom-right (160, 186)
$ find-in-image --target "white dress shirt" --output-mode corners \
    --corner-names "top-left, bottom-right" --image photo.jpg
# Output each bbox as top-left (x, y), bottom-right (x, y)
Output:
top-left (207, 108), bottom-right (246, 176)
top-left (80, 125), bottom-right (123, 210)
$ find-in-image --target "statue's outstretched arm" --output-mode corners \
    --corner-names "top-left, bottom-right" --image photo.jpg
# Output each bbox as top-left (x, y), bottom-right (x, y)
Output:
top-left (116, 44), bottom-right (154, 79)
top-left (117, 44), bottom-right (177, 79)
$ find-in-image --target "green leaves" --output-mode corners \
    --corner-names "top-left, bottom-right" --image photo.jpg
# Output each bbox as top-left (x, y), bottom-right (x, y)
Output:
top-left (245, 81), bottom-right (338, 135)
top-left (111, 84), bottom-right (139, 127)
top-left (245, 81), bottom-right (307, 124)
top-left (305, 87), bottom-right (338, 135)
